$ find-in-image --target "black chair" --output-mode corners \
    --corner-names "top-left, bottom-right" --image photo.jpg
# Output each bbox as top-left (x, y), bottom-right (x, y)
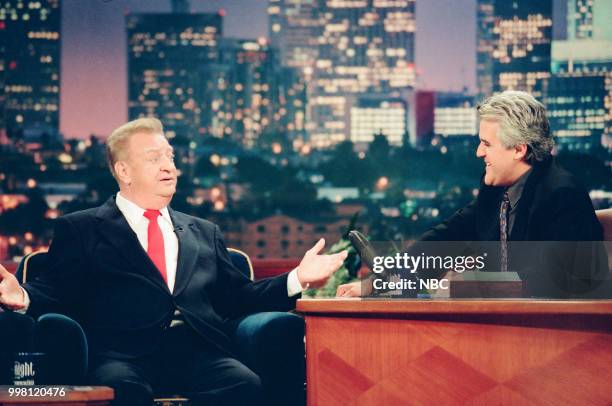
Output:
top-left (5, 250), bottom-right (89, 384)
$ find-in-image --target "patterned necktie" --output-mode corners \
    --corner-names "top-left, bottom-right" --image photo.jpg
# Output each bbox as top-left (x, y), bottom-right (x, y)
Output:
top-left (143, 209), bottom-right (167, 283)
top-left (499, 191), bottom-right (510, 272)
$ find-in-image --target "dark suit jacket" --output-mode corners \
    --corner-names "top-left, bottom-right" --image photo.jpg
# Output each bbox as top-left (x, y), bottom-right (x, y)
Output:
top-left (413, 158), bottom-right (608, 297)
top-left (23, 197), bottom-right (297, 359)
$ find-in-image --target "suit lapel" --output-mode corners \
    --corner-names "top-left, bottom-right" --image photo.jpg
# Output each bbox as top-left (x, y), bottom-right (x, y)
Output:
top-left (95, 196), bottom-right (170, 294)
top-left (169, 208), bottom-right (199, 297)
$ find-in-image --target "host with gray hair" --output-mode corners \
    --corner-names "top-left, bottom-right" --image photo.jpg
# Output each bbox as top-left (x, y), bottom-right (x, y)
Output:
top-left (337, 90), bottom-right (606, 299)
top-left (477, 90), bottom-right (554, 165)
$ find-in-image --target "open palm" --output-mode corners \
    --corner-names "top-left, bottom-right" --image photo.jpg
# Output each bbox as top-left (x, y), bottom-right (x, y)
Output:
top-left (297, 239), bottom-right (348, 288)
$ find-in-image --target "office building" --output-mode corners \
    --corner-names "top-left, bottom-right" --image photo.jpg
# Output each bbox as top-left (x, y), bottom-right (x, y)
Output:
top-left (218, 38), bottom-right (307, 148)
top-left (476, 0), bottom-right (494, 100)
top-left (545, 0), bottom-right (612, 151)
top-left (268, 0), bottom-right (320, 70)
top-left (224, 214), bottom-right (353, 259)
top-left (544, 73), bottom-right (609, 151)
top-left (434, 93), bottom-right (477, 138)
top-left (350, 97), bottom-right (407, 146)
top-left (567, 0), bottom-right (612, 40)
top-left (126, 12), bottom-right (222, 142)
top-left (269, 0), bottom-right (416, 148)
top-left (0, 0), bottom-right (61, 140)
top-left (477, 0), bottom-right (552, 98)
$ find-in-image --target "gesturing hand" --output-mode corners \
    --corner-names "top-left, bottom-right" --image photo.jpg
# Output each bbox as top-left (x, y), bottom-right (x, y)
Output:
top-left (0, 263), bottom-right (26, 310)
top-left (296, 239), bottom-right (348, 289)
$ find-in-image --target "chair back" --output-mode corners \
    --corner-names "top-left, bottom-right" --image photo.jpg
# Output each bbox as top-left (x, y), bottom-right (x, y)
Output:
top-left (17, 248), bottom-right (255, 282)
top-left (16, 250), bottom-right (48, 283)
top-left (228, 248), bottom-right (255, 281)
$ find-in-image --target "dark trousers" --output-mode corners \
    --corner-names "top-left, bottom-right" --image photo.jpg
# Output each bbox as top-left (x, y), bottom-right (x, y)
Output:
top-left (88, 324), bottom-right (263, 406)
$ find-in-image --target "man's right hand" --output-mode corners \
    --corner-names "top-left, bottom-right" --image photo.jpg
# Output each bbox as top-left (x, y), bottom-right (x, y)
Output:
top-left (336, 281), bottom-right (364, 297)
top-left (0, 264), bottom-right (26, 310)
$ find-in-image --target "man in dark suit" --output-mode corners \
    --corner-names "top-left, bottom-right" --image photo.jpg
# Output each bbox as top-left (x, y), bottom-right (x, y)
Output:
top-left (0, 117), bottom-right (347, 405)
top-left (337, 90), bottom-right (607, 298)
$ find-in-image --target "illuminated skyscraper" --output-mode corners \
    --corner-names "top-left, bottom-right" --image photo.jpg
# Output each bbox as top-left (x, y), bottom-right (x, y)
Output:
top-left (0, 0), bottom-right (61, 140)
top-left (350, 97), bottom-right (407, 146)
top-left (218, 38), bottom-right (306, 148)
top-left (127, 12), bottom-right (222, 141)
top-left (568, 0), bottom-right (612, 40)
top-left (269, 0), bottom-right (416, 148)
top-left (568, 0), bottom-right (594, 39)
top-left (546, 0), bottom-right (612, 151)
top-left (276, 66), bottom-right (308, 147)
top-left (544, 73), bottom-right (610, 151)
top-left (268, 0), bottom-right (320, 69)
top-left (218, 38), bottom-right (273, 145)
top-left (128, 10), bottom-right (306, 150)
top-left (476, 0), bottom-right (494, 100)
top-left (477, 0), bottom-right (552, 98)
top-left (434, 92), bottom-right (477, 139)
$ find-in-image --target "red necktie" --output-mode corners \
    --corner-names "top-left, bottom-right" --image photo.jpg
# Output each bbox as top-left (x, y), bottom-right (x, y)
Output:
top-left (143, 209), bottom-right (167, 283)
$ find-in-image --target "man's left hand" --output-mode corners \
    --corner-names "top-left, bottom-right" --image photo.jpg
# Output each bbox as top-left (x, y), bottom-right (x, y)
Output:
top-left (296, 238), bottom-right (348, 289)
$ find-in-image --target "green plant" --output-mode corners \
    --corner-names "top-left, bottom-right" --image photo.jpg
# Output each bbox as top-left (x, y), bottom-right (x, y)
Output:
top-left (303, 212), bottom-right (361, 298)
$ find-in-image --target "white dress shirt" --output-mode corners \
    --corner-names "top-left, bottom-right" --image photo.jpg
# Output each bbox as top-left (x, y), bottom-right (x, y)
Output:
top-left (115, 193), bottom-right (303, 296)
top-left (115, 193), bottom-right (179, 292)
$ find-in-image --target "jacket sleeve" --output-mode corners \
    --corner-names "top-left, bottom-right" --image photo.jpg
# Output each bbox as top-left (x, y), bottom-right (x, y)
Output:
top-left (211, 226), bottom-right (297, 319)
top-left (419, 198), bottom-right (479, 242)
top-left (23, 216), bottom-right (85, 319)
top-left (522, 187), bottom-right (608, 297)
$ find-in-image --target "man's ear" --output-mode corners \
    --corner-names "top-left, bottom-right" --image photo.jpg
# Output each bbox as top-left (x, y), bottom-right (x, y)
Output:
top-left (114, 161), bottom-right (131, 184)
top-left (514, 144), bottom-right (528, 161)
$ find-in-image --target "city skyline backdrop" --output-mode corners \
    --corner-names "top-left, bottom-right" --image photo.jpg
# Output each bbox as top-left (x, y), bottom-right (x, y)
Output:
top-left (61, 0), bottom-right (566, 139)
top-left (2, 0), bottom-right (609, 262)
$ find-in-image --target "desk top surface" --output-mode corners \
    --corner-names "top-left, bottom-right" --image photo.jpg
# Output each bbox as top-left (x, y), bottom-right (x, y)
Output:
top-left (297, 298), bottom-right (612, 315)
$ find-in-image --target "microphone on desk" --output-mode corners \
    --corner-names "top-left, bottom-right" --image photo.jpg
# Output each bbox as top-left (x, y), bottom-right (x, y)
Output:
top-left (348, 230), bottom-right (378, 270)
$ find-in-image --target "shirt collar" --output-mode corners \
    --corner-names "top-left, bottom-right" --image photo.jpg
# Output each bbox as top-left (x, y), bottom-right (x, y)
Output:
top-left (115, 192), bottom-right (172, 226)
top-left (506, 167), bottom-right (532, 209)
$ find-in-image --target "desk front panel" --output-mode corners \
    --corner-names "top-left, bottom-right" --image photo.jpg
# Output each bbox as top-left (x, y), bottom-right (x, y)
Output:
top-left (300, 300), bottom-right (612, 405)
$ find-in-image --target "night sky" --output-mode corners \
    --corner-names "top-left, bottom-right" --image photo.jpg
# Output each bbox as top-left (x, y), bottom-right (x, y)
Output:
top-left (60, 0), bottom-right (566, 139)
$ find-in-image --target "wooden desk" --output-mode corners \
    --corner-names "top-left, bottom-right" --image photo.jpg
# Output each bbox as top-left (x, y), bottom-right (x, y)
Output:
top-left (0, 386), bottom-right (113, 406)
top-left (297, 299), bottom-right (612, 405)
